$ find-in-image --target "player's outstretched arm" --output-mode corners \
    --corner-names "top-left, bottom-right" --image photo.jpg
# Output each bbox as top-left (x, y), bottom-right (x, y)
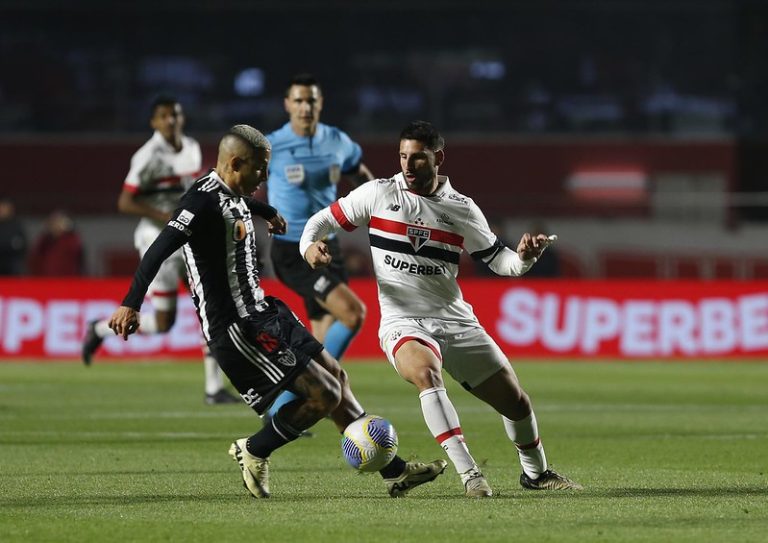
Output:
top-left (480, 234), bottom-right (557, 277)
top-left (299, 206), bottom-right (340, 266)
top-left (117, 189), bottom-right (172, 224)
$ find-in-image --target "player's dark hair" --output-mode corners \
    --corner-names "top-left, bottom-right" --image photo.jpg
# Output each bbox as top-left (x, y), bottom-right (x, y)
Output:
top-left (150, 94), bottom-right (179, 117)
top-left (286, 73), bottom-right (321, 95)
top-left (399, 121), bottom-right (445, 151)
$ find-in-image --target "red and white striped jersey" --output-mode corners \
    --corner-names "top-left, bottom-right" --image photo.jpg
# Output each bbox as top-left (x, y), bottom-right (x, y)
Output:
top-left (123, 131), bottom-right (202, 220)
top-left (321, 173), bottom-right (502, 323)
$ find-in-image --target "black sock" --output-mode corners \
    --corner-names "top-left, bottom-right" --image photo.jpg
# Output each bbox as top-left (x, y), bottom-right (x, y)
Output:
top-left (379, 455), bottom-right (407, 479)
top-left (246, 411), bottom-right (303, 458)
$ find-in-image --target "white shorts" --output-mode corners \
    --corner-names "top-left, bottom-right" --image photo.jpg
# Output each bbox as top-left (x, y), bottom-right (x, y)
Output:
top-left (379, 317), bottom-right (510, 389)
top-left (134, 220), bottom-right (185, 311)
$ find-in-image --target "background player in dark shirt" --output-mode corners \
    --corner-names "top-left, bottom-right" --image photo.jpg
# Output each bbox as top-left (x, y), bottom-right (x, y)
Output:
top-left (107, 125), bottom-right (446, 498)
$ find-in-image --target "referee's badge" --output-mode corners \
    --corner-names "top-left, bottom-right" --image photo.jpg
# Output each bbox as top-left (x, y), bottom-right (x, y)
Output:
top-left (285, 164), bottom-right (305, 185)
top-left (329, 164), bottom-right (341, 185)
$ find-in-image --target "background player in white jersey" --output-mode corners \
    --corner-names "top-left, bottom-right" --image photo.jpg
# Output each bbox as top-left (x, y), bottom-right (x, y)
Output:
top-left (264, 74), bottom-right (374, 422)
top-left (300, 120), bottom-right (582, 497)
top-left (82, 95), bottom-right (237, 404)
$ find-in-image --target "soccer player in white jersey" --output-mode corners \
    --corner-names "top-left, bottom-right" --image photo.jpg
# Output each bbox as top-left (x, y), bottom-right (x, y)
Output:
top-left (82, 95), bottom-right (237, 404)
top-left (300, 120), bottom-right (582, 497)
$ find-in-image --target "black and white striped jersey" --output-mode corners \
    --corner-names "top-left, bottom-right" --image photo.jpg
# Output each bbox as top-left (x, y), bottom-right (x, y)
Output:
top-left (122, 170), bottom-right (277, 342)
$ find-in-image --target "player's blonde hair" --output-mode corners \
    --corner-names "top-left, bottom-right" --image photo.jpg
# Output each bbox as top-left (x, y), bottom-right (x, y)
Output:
top-left (226, 124), bottom-right (271, 155)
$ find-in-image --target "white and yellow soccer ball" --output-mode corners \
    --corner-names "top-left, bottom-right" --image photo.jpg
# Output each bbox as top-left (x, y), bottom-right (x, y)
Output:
top-left (341, 415), bottom-right (399, 472)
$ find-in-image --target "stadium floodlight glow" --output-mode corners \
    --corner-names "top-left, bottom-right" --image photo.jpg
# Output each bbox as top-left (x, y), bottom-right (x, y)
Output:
top-left (234, 68), bottom-right (265, 97)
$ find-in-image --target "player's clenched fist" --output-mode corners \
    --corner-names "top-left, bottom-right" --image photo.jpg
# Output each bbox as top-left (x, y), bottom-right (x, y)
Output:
top-left (304, 240), bottom-right (332, 269)
top-left (109, 306), bottom-right (140, 340)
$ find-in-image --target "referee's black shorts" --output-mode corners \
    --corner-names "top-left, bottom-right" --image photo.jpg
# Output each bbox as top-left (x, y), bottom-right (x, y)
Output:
top-left (208, 296), bottom-right (324, 415)
top-left (270, 237), bottom-right (348, 320)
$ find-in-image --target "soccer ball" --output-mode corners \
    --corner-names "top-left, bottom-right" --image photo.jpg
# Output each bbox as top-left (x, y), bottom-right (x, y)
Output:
top-left (341, 415), bottom-right (399, 472)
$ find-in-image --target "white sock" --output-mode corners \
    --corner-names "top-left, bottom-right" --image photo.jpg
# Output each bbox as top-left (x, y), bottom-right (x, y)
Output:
top-left (94, 320), bottom-right (113, 338)
top-left (203, 345), bottom-right (224, 395)
top-left (137, 313), bottom-right (159, 334)
top-left (503, 412), bottom-right (548, 478)
top-left (419, 387), bottom-right (477, 475)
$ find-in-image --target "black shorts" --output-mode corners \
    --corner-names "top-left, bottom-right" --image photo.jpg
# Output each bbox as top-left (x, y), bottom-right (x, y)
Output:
top-left (208, 296), bottom-right (324, 415)
top-left (270, 237), bottom-right (348, 320)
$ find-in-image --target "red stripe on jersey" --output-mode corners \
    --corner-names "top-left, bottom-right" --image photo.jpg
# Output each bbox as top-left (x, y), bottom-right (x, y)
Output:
top-left (392, 336), bottom-right (442, 362)
top-left (122, 183), bottom-right (140, 194)
top-left (149, 290), bottom-right (178, 297)
top-left (435, 427), bottom-right (463, 444)
top-left (369, 216), bottom-right (464, 247)
top-left (330, 201), bottom-right (356, 231)
top-left (156, 175), bottom-right (182, 185)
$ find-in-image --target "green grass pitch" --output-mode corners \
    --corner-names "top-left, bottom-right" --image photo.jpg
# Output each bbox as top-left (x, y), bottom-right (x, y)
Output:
top-left (1, 360), bottom-right (766, 542)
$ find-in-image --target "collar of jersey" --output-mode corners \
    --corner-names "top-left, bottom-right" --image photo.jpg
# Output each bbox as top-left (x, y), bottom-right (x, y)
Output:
top-left (209, 169), bottom-right (238, 196)
top-left (395, 173), bottom-right (451, 198)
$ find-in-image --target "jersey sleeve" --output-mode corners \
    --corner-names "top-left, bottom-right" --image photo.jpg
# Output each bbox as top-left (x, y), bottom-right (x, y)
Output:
top-left (461, 199), bottom-right (537, 276)
top-left (123, 147), bottom-right (151, 193)
top-left (121, 190), bottom-right (213, 309)
top-left (167, 188), bottom-right (216, 237)
top-left (245, 197), bottom-right (278, 220)
top-left (462, 200), bottom-right (503, 260)
top-left (330, 178), bottom-right (379, 230)
top-left (338, 130), bottom-right (363, 174)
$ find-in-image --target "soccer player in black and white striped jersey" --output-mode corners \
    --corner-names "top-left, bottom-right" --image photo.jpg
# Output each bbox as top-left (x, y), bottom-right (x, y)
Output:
top-left (107, 125), bottom-right (447, 498)
top-left (81, 95), bottom-right (236, 405)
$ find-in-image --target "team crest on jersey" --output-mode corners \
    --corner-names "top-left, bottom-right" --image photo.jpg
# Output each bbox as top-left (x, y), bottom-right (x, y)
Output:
top-left (329, 164), bottom-right (341, 185)
top-left (276, 350), bottom-right (297, 367)
top-left (407, 226), bottom-right (431, 252)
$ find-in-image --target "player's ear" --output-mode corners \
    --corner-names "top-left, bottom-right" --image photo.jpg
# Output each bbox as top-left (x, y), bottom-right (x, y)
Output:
top-left (434, 149), bottom-right (445, 167)
top-left (231, 156), bottom-right (243, 172)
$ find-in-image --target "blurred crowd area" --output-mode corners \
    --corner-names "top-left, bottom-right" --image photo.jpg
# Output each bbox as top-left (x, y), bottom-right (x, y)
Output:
top-left (2, 0), bottom-right (767, 136)
top-left (2, 0), bottom-right (768, 281)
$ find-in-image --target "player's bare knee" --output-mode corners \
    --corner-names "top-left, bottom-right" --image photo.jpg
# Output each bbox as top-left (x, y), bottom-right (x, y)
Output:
top-left (336, 367), bottom-right (350, 388)
top-left (340, 302), bottom-right (366, 331)
top-left (320, 379), bottom-right (342, 414)
top-left (517, 390), bottom-right (532, 412)
top-left (412, 366), bottom-right (443, 390)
